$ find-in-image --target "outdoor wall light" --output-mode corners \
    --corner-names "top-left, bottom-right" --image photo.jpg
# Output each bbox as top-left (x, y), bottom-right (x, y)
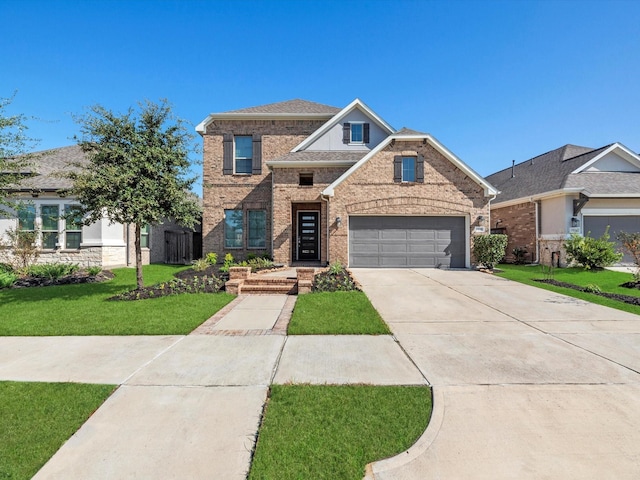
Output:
top-left (336, 216), bottom-right (342, 227)
top-left (477, 215), bottom-right (485, 222)
top-left (571, 216), bottom-right (580, 228)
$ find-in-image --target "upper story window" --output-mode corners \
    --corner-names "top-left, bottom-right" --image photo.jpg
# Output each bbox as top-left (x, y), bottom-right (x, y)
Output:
top-left (343, 122), bottom-right (370, 145)
top-left (394, 155), bottom-right (425, 184)
top-left (234, 136), bottom-right (253, 174)
top-left (402, 157), bottom-right (416, 183)
top-left (223, 134), bottom-right (262, 176)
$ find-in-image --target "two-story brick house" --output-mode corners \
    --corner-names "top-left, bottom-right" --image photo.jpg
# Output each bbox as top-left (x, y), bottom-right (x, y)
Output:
top-left (197, 99), bottom-right (497, 268)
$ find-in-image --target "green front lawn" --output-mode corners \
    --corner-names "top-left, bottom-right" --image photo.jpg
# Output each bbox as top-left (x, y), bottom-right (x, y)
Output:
top-left (249, 385), bottom-right (432, 480)
top-left (0, 264), bottom-right (235, 335)
top-left (496, 264), bottom-right (640, 315)
top-left (0, 381), bottom-right (115, 480)
top-left (288, 291), bottom-right (391, 335)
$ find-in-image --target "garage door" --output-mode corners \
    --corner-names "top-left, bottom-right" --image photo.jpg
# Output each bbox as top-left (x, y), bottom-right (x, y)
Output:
top-left (349, 216), bottom-right (466, 268)
top-left (583, 215), bottom-right (640, 264)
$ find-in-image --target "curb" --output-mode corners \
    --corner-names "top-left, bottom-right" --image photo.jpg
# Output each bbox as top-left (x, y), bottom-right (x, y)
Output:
top-left (363, 387), bottom-right (445, 479)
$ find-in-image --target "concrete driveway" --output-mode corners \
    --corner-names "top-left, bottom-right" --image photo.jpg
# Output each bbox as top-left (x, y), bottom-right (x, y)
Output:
top-left (354, 268), bottom-right (640, 479)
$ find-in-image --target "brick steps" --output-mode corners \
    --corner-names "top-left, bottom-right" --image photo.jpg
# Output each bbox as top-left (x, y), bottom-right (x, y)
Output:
top-left (226, 267), bottom-right (315, 295)
top-left (237, 277), bottom-right (297, 295)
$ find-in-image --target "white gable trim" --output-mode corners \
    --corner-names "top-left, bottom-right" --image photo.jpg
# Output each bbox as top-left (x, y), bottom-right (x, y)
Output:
top-left (322, 133), bottom-right (498, 197)
top-left (572, 143), bottom-right (640, 173)
top-left (292, 99), bottom-right (395, 152)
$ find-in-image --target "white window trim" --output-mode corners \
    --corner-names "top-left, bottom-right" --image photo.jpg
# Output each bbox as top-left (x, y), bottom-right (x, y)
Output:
top-left (234, 135), bottom-right (253, 175)
top-left (349, 121), bottom-right (365, 145)
top-left (401, 156), bottom-right (416, 183)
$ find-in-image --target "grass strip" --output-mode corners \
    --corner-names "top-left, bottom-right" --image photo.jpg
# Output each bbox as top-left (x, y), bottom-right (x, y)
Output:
top-left (0, 381), bottom-right (115, 480)
top-left (496, 264), bottom-right (640, 315)
top-left (249, 384), bottom-right (431, 480)
top-left (0, 264), bottom-right (235, 335)
top-left (288, 291), bottom-right (391, 335)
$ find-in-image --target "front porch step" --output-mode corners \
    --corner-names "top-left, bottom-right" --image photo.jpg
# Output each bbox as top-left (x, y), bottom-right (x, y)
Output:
top-left (240, 277), bottom-right (298, 295)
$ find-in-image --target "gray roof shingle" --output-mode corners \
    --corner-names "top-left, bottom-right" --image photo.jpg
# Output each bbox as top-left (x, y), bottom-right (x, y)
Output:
top-left (224, 99), bottom-right (341, 115)
top-left (564, 172), bottom-right (640, 195)
top-left (268, 151), bottom-right (366, 165)
top-left (486, 144), bottom-right (612, 203)
top-left (7, 145), bottom-right (86, 191)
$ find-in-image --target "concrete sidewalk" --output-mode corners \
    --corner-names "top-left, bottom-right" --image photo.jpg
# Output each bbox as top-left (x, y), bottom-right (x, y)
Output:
top-left (0, 293), bottom-right (424, 479)
top-left (354, 268), bottom-right (640, 479)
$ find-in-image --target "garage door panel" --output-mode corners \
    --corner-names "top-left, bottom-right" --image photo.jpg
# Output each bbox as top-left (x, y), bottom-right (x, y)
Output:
top-left (584, 216), bottom-right (640, 264)
top-left (349, 216), bottom-right (465, 268)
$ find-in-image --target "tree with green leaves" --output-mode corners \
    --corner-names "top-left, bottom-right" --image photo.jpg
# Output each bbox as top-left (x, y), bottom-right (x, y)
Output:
top-left (67, 99), bottom-right (201, 289)
top-left (0, 93), bottom-right (37, 212)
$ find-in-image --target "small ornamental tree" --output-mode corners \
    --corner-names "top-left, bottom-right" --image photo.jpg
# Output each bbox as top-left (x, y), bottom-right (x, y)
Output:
top-left (67, 100), bottom-right (201, 289)
top-left (473, 234), bottom-right (508, 271)
top-left (617, 231), bottom-right (640, 279)
top-left (0, 93), bottom-right (38, 213)
top-left (564, 228), bottom-right (622, 270)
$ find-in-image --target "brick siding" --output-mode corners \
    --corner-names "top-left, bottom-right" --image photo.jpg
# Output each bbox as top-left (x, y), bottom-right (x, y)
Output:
top-left (491, 202), bottom-right (537, 263)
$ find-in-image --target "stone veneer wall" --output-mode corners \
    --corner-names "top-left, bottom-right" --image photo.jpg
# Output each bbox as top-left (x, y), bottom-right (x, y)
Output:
top-left (327, 141), bottom-right (490, 266)
top-left (491, 202), bottom-right (537, 263)
top-left (201, 119), bottom-right (328, 259)
top-left (1, 246), bottom-right (127, 268)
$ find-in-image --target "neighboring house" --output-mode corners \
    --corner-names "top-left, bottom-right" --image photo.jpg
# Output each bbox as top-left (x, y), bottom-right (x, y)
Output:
top-left (198, 98), bottom-right (497, 268)
top-left (486, 143), bottom-right (640, 265)
top-left (0, 145), bottom-right (201, 267)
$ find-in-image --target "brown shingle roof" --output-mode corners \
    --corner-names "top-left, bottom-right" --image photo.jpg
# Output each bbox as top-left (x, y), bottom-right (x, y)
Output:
top-left (395, 127), bottom-right (428, 136)
top-left (224, 99), bottom-right (341, 115)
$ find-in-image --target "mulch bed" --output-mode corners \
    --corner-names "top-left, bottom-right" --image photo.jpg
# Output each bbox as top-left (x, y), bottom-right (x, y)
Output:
top-left (535, 278), bottom-right (640, 306)
top-left (12, 271), bottom-right (115, 288)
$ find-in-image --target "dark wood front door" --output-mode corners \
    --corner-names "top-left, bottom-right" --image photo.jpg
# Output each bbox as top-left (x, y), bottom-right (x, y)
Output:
top-left (297, 211), bottom-right (319, 261)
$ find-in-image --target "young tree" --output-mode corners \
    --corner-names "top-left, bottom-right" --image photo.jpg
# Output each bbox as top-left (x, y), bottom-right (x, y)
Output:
top-left (67, 99), bottom-right (201, 289)
top-left (0, 93), bottom-right (37, 212)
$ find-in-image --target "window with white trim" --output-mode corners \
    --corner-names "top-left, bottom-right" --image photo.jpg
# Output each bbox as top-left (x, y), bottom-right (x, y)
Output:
top-left (402, 157), bottom-right (416, 182)
top-left (234, 136), bottom-right (253, 174)
top-left (17, 204), bottom-right (36, 232)
top-left (41, 205), bottom-right (59, 249)
top-left (140, 224), bottom-right (150, 248)
top-left (64, 205), bottom-right (83, 249)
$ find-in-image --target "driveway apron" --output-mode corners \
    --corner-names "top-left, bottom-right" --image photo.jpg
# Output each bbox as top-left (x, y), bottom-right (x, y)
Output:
top-left (354, 268), bottom-right (640, 479)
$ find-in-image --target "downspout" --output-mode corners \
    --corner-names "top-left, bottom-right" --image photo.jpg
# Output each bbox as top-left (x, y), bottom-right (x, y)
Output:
top-left (534, 200), bottom-right (540, 263)
top-left (321, 194), bottom-right (330, 265)
top-left (270, 168), bottom-right (275, 262)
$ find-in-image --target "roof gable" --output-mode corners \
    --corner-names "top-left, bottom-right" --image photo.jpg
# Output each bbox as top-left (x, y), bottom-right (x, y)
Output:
top-left (571, 143), bottom-right (640, 173)
top-left (292, 99), bottom-right (395, 152)
top-left (322, 132), bottom-right (497, 197)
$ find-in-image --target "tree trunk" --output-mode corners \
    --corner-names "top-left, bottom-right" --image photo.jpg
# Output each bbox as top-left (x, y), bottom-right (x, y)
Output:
top-left (135, 223), bottom-right (144, 290)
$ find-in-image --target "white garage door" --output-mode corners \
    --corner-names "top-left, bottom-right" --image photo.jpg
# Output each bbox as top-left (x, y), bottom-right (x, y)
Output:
top-left (349, 216), bottom-right (466, 268)
top-left (583, 215), bottom-right (640, 264)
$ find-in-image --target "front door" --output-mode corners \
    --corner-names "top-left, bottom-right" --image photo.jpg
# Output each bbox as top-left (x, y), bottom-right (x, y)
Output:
top-left (297, 211), bottom-right (319, 261)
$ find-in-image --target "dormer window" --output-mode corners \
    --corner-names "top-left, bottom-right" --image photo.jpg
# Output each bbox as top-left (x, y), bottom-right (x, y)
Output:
top-left (343, 122), bottom-right (370, 145)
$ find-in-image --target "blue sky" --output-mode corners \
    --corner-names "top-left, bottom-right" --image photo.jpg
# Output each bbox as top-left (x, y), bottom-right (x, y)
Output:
top-left (2, 0), bottom-right (639, 194)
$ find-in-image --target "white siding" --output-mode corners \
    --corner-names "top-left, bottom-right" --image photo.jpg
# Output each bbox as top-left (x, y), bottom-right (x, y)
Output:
top-left (586, 152), bottom-right (640, 172)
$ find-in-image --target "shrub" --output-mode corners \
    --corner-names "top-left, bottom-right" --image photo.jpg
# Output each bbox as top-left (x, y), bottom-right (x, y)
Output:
top-left (246, 252), bottom-right (257, 261)
top-left (205, 252), bottom-right (218, 265)
top-left (564, 228), bottom-right (622, 270)
top-left (0, 263), bottom-right (14, 274)
top-left (0, 271), bottom-right (17, 288)
top-left (617, 231), bottom-right (640, 278)
top-left (110, 275), bottom-right (224, 301)
top-left (191, 258), bottom-right (209, 272)
top-left (584, 283), bottom-right (602, 294)
top-left (87, 266), bottom-right (102, 276)
top-left (27, 263), bottom-right (80, 280)
top-left (313, 264), bottom-right (359, 292)
top-left (473, 234), bottom-right (508, 270)
top-left (512, 246), bottom-right (528, 265)
top-left (219, 253), bottom-right (235, 273)
top-left (3, 226), bottom-right (40, 271)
